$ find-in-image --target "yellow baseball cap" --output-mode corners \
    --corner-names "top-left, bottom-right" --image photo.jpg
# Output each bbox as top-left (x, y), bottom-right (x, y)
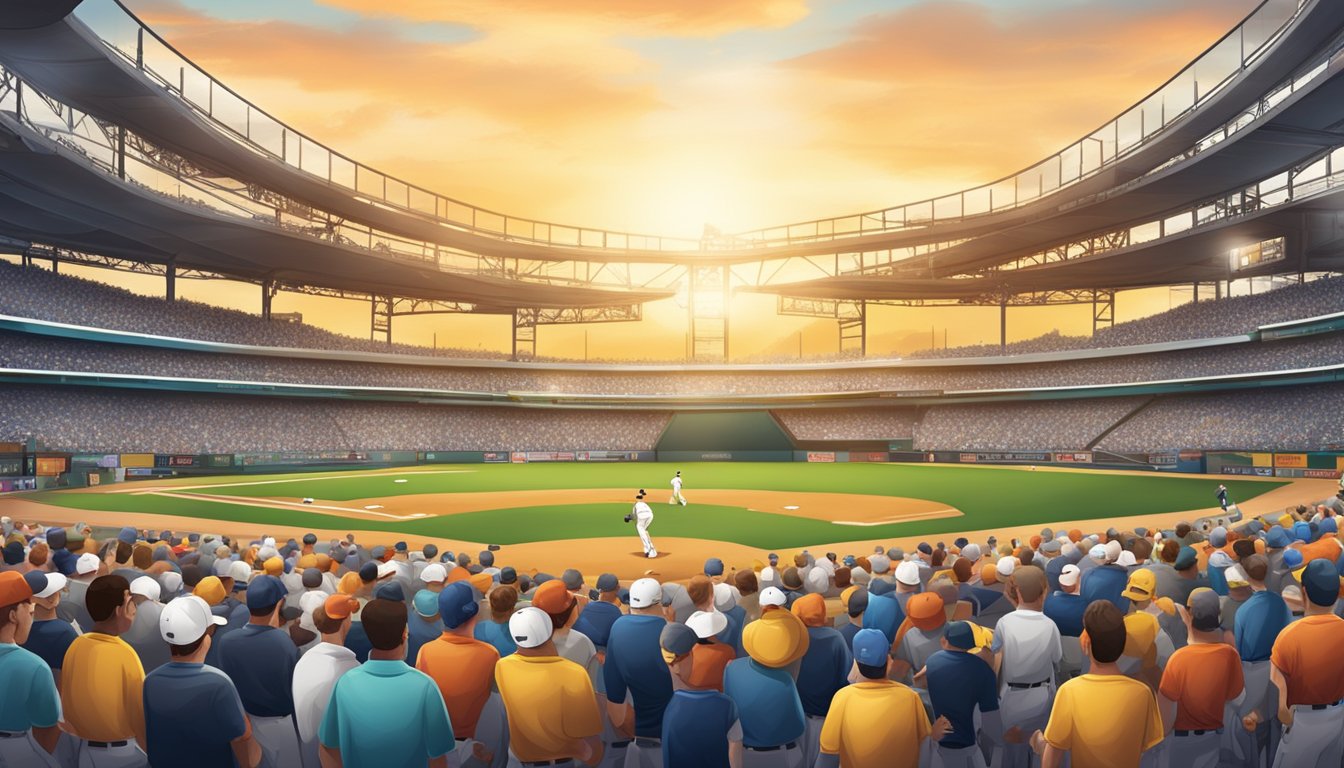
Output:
top-left (193, 576), bottom-right (226, 606)
top-left (1121, 569), bottom-right (1156, 602)
top-left (742, 609), bottom-right (810, 668)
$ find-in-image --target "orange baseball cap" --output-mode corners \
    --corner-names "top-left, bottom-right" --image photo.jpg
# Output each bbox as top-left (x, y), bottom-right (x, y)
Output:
top-left (0, 571), bottom-right (32, 605)
top-left (297, 554), bottom-right (318, 570)
top-left (338, 572), bottom-right (361, 596)
top-left (323, 594), bottom-right (360, 620)
top-left (263, 557), bottom-right (284, 576)
top-left (447, 566), bottom-right (471, 584)
top-left (980, 564), bottom-right (999, 585)
top-left (531, 580), bottom-right (576, 615)
top-left (790, 593), bottom-right (827, 627)
top-left (469, 572), bottom-right (494, 596)
top-left (193, 576), bottom-right (226, 606)
top-left (906, 593), bottom-right (946, 631)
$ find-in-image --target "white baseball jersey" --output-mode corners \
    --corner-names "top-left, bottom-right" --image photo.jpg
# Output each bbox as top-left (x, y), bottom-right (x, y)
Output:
top-left (672, 476), bottom-right (682, 492)
top-left (634, 500), bottom-right (654, 522)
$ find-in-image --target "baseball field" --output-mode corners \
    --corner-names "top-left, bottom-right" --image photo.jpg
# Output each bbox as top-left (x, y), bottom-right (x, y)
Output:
top-left (4, 462), bottom-right (1324, 579)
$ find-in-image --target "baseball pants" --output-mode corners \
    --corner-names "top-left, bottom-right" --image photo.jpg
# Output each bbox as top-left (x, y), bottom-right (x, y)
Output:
top-left (934, 743), bottom-right (988, 768)
top-left (670, 491), bottom-right (686, 506)
top-left (636, 517), bottom-right (656, 557)
top-left (75, 741), bottom-right (148, 768)
top-left (802, 714), bottom-right (825, 768)
top-left (1271, 704), bottom-right (1344, 768)
top-left (1226, 659), bottom-right (1278, 768)
top-left (251, 714), bottom-right (302, 768)
top-left (1162, 730), bottom-right (1218, 768)
top-left (742, 743), bottom-right (803, 768)
top-left (992, 683), bottom-right (1054, 768)
top-left (597, 741), bottom-right (628, 768)
top-left (623, 737), bottom-right (663, 768)
top-left (0, 730), bottom-right (62, 768)
top-left (472, 692), bottom-right (510, 768)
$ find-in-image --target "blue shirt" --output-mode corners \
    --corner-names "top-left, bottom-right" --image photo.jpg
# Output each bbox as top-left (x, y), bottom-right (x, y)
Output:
top-left (925, 649), bottom-right (999, 749)
top-left (0, 643), bottom-right (61, 732)
top-left (573, 601), bottom-right (622, 649)
top-left (216, 624), bottom-right (299, 717)
top-left (406, 614), bottom-right (441, 665)
top-left (723, 658), bottom-right (806, 748)
top-left (662, 689), bottom-right (739, 768)
top-left (717, 605), bottom-right (747, 658)
top-left (795, 627), bottom-right (852, 717)
top-left (839, 622), bottom-right (861, 649)
top-left (603, 614), bottom-right (673, 738)
top-left (862, 592), bottom-right (905, 645)
top-left (1234, 590), bottom-right (1293, 662)
top-left (473, 620), bottom-right (516, 658)
top-left (1080, 565), bottom-right (1130, 613)
top-left (1043, 592), bottom-right (1087, 638)
top-left (345, 622), bottom-right (374, 663)
top-left (22, 619), bottom-right (77, 672)
top-left (320, 660), bottom-right (455, 768)
top-left (143, 662), bottom-right (248, 768)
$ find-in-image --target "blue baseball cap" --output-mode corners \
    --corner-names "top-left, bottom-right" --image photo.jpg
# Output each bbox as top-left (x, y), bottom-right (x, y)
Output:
top-left (704, 558), bottom-right (724, 577)
top-left (246, 576), bottom-right (286, 612)
top-left (944, 621), bottom-right (976, 650)
top-left (1301, 559), bottom-right (1341, 607)
top-left (413, 589), bottom-right (439, 618)
top-left (852, 628), bottom-right (889, 667)
top-left (1266, 526), bottom-right (1290, 548)
top-left (358, 562), bottom-right (379, 583)
top-left (1283, 549), bottom-right (1303, 570)
top-left (1321, 518), bottom-right (1338, 535)
top-left (374, 582), bottom-right (405, 602)
top-left (22, 571), bottom-right (48, 597)
top-left (595, 573), bottom-right (619, 592)
top-left (437, 581), bottom-right (479, 629)
top-left (117, 526), bottom-right (137, 545)
top-left (1174, 546), bottom-right (1198, 571)
top-left (1293, 522), bottom-right (1311, 543)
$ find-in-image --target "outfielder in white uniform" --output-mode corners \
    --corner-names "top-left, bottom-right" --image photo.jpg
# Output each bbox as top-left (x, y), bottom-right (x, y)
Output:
top-left (633, 492), bottom-right (657, 558)
top-left (670, 471), bottom-right (687, 507)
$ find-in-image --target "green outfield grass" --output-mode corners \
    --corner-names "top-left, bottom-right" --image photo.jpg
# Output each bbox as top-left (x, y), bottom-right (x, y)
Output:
top-left (25, 463), bottom-right (1285, 549)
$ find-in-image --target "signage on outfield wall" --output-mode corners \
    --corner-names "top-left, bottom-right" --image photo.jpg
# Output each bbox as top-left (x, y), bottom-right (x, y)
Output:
top-left (1222, 466), bottom-right (1275, 477)
top-left (120, 453), bottom-right (155, 468)
top-left (1148, 454), bottom-right (1178, 466)
top-left (959, 453), bottom-right (978, 463)
top-left (974, 452), bottom-right (1051, 463)
top-left (483, 452), bottom-right (510, 463)
top-left (1274, 453), bottom-right (1308, 468)
top-left (1053, 452), bottom-right (1093, 464)
top-left (1304, 469), bottom-right (1344, 479)
top-left (849, 452), bottom-right (888, 463)
top-left (806, 452), bottom-right (836, 463)
top-left (1178, 450), bottom-right (1205, 462)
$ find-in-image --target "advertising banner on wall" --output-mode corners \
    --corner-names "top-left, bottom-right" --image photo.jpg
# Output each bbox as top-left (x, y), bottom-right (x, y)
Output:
top-left (807, 452), bottom-right (837, 463)
top-left (1304, 468), bottom-right (1344, 479)
top-left (849, 451), bottom-right (888, 463)
top-left (1053, 452), bottom-right (1093, 464)
top-left (483, 452), bottom-right (510, 463)
top-left (1275, 453), bottom-right (1308, 468)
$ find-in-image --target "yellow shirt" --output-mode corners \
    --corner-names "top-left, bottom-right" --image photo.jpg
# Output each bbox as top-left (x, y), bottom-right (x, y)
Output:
top-left (1044, 674), bottom-right (1163, 767)
top-left (60, 633), bottom-right (146, 743)
top-left (494, 654), bottom-right (602, 762)
top-left (819, 680), bottom-right (929, 768)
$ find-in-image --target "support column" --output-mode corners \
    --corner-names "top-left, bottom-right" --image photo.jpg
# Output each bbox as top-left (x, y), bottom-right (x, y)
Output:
top-left (260, 280), bottom-right (274, 320)
top-left (999, 297), bottom-right (1008, 350)
top-left (838, 300), bottom-right (866, 357)
top-left (512, 308), bottom-right (538, 361)
top-left (370, 295), bottom-right (393, 345)
top-left (165, 261), bottom-right (176, 302)
top-left (687, 265), bottom-right (728, 361)
top-left (1092, 289), bottom-right (1115, 334)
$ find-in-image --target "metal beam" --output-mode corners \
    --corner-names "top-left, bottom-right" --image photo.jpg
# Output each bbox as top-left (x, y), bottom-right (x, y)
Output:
top-left (512, 308), bottom-right (538, 361)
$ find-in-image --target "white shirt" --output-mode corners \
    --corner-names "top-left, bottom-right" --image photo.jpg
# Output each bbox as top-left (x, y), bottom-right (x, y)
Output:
top-left (672, 476), bottom-right (682, 492)
top-left (991, 609), bottom-right (1062, 687)
top-left (554, 628), bottom-right (602, 689)
top-left (634, 501), bottom-right (654, 523)
top-left (292, 642), bottom-right (360, 751)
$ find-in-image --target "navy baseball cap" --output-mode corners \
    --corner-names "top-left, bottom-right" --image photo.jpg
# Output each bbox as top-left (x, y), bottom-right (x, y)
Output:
top-left (852, 628), bottom-right (889, 667)
top-left (704, 558), bottom-right (725, 577)
top-left (944, 621), bottom-right (976, 650)
top-left (767, 553), bottom-right (779, 563)
top-left (23, 571), bottom-right (48, 598)
top-left (562, 569), bottom-right (584, 591)
top-left (374, 582), bottom-right (405, 603)
top-left (394, 541), bottom-right (408, 552)
top-left (479, 551), bottom-right (495, 568)
top-left (1302, 560), bottom-right (1341, 607)
top-left (1266, 526), bottom-right (1290, 548)
top-left (246, 576), bottom-right (286, 612)
top-left (438, 582), bottom-right (479, 629)
top-left (2, 542), bottom-right (24, 565)
top-left (954, 537), bottom-right (969, 549)
top-left (499, 567), bottom-right (518, 585)
top-left (1173, 546), bottom-right (1198, 571)
top-left (302, 533), bottom-right (317, 545)
top-left (660, 623), bottom-right (697, 658)
top-left (358, 562), bottom-right (379, 583)
top-left (371, 545), bottom-right (387, 559)
top-left (596, 573), bottom-right (619, 592)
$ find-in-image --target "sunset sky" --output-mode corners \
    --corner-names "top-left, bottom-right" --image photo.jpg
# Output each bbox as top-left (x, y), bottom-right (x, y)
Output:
top-left (55, 0), bottom-right (1265, 358)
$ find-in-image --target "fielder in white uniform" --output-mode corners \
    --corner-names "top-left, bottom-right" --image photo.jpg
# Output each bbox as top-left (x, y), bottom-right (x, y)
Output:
top-left (670, 471), bottom-right (687, 507)
top-left (632, 491), bottom-right (657, 558)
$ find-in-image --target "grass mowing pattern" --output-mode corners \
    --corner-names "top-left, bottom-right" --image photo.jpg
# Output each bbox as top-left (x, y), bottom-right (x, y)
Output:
top-left (29, 463), bottom-right (1283, 549)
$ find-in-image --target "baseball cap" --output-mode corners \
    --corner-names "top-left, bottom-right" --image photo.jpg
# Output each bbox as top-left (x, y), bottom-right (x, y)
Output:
top-left (510, 607), bottom-right (553, 649)
top-left (906, 593), bottom-right (945, 631)
top-left (790, 593), bottom-right (827, 627)
top-left (193, 576), bottom-right (226, 606)
top-left (628, 578), bottom-right (662, 609)
top-left (868, 554), bottom-right (891, 574)
top-left (413, 589), bottom-right (439, 618)
top-left (1173, 546), bottom-right (1198, 571)
top-left (21, 571), bottom-right (50, 601)
top-left (498, 567), bottom-right (518, 586)
top-left (759, 586), bottom-right (787, 608)
top-left (1301, 559), bottom-right (1341, 607)
top-left (469, 572), bottom-right (494, 596)
top-left (851, 628), bottom-right (889, 667)
top-left (75, 552), bottom-right (100, 576)
top-left (660, 622), bottom-right (698, 661)
top-left (1040, 539), bottom-right (1061, 555)
top-left (1121, 570), bottom-right (1156, 602)
top-left (742, 609), bottom-right (809, 668)
top-left (944, 621), bottom-right (976, 650)
top-left (129, 576), bottom-right (161, 602)
top-left (561, 569), bottom-right (584, 591)
top-left (1185, 588), bottom-right (1222, 632)
top-left (1058, 564), bottom-right (1081, 589)
top-left (375, 582), bottom-right (405, 602)
top-left (371, 545), bottom-right (387, 560)
top-left (159, 595), bottom-right (226, 645)
top-left (247, 576), bottom-right (286, 612)
top-left (1088, 544), bottom-right (1108, 561)
top-left (28, 571), bottom-right (66, 600)
top-left (1224, 564), bottom-right (1250, 589)
top-left (228, 561), bottom-right (251, 585)
top-left (842, 586), bottom-right (869, 616)
top-left (960, 544), bottom-right (982, 562)
top-left (712, 582), bottom-right (737, 612)
top-left (596, 573), bottom-right (620, 593)
top-left (1115, 551), bottom-right (1137, 568)
top-left (894, 561), bottom-right (921, 586)
top-left (704, 558), bottom-right (725, 577)
top-left (323, 594), bottom-right (360, 620)
top-left (1209, 527), bottom-right (1228, 547)
top-left (435, 582), bottom-right (478, 628)
top-left (532, 580), bottom-right (577, 615)
top-left (686, 610), bottom-right (728, 638)
top-left (420, 564), bottom-right (449, 584)
top-left (376, 561), bottom-right (398, 580)
top-left (996, 556), bottom-right (1018, 578)
top-left (298, 591), bottom-right (327, 632)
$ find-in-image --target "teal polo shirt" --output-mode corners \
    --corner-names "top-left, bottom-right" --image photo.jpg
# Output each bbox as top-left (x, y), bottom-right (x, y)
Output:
top-left (319, 659), bottom-right (455, 768)
top-left (0, 643), bottom-right (61, 731)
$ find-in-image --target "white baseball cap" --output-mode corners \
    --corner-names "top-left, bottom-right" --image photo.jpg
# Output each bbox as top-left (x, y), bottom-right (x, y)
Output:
top-left (420, 564), bottom-right (448, 584)
top-left (759, 586), bottom-right (787, 607)
top-left (960, 544), bottom-right (982, 562)
top-left (509, 606), bottom-right (553, 649)
top-left (376, 561), bottom-right (397, 580)
top-left (1088, 544), bottom-right (1108, 561)
top-left (159, 572), bottom-right (183, 596)
top-left (895, 561), bottom-right (921, 586)
top-left (804, 567), bottom-right (829, 594)
top-left (129, 576), bottom-right (161, 601)
top-left (868, 554), bottom-right (891, 574)
top-left (1116, 551), bottom-right (1137, 568)
top-left (712, 582), bottom-right (737, 612)
top-left (159, 595), bottom-right (226, 645)
top-left (686, 610), bottom-right (728, 639)
top-left (628, 578), bottom-right (662, 609)
top-left (33, 572), bottom-right (67, 599)
top-left (1059, 564), bottom-right (1081, 588)
top-left (75, 553), bottom-right (100, 576)
top-left (213, 558), bottom-right (233, 578)
top-left (1104, 540), bottom-right (1123, 563)
top-left (996, 556), bottom-right (1018, 578)
top-left (228, 561), bottom-right (251, 584)
top-left (298, 591), bottom-right (328, 632)
top-left (758, 566), bottom-right (780, 590)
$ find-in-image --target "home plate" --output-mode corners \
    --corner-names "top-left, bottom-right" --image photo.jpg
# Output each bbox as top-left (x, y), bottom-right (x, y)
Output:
top-left (364, 505), bottom-right (384, 510)
top-left (784, 505), bottom-right (800, 510)
top-left (394, 479), bottom-right (408, 484)
top-left (410, 513), bottom-right (428, 518)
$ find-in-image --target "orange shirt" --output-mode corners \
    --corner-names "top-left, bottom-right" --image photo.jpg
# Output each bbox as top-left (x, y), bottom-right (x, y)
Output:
top-left (688, 641), bottom-right (736, 692)
top-left (415, 632), bottom-right (501, 738)
top-left (1271, 614), bottom-right (1344, 706)
top-left (1295, 537), bottom-right (1343, 567)
top-left (1159, 643), bottom-right (1244, 730)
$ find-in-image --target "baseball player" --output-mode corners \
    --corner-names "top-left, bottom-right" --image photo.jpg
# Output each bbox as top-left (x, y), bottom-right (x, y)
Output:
top-left (669, 471), bottom-right (688, 507)
top-left (1216, 484), bottom-right (1230, 511)
top-left (632, 491), bottom-right (657, 558)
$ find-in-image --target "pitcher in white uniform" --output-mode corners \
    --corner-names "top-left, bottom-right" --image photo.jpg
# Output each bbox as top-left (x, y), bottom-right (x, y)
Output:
top-left (629, 491), bottom-right (657, 558)
top-left (670, 472), bottom-right (688, 506)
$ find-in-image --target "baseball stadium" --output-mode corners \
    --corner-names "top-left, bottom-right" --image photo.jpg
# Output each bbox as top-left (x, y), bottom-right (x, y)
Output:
top-left (1, 0), bottom-right (1344, 766)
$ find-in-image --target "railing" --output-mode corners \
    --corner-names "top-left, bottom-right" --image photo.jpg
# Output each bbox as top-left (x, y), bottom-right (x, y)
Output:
top-left (62, 0), bottom-right (1314, 252)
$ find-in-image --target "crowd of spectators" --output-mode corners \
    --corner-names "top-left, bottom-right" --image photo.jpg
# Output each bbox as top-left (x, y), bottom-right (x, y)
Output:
top-left (1, 486), bottom-right (1342, 767)
top-left (913, 399), bottom-right (1141, 453)
top-left (0, 328), bottom-right (1340, 398)
top-left (775, 408), bottom-right (917, 441)
top-left (3, 260), bottom-right (1343, 366)
top-left (0, 386), bottom-right (671, 454)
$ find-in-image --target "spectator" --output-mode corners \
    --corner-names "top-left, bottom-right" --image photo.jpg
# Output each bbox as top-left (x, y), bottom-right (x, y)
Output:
top-left (658, 622), bottom-right (743, 768)
top-left (1264, 560), bottom-right (1344, 767)
top-left (924, 620), bottom-right (1002, 767)
top-left (292, 594), bottom-right (360, 768)
top-left (603, 578), bottom-right (672, 765)
top-left (1230, 554), bottom-right (1291, 767)
top-left (789, 593), bottom-right (851, 767)
top-left (572, 573), bottom-right (623, 651)
top-left (215, 574), bottom-right (302, 765)
top-left (122, 576), bottom-right (169, 673)
top-left (21, 571), bottom-right (76, 690)
top-left (1157, 588), bottom-right (1244, 768)
top-left (724, 608), bottom-right (809, 766)
top-left (990, 565), bottom-right (1061, 768)
top-left (0, 571), bottom-right (63, 766)
top-left (406, 589), bottom-right (442, 664)
top-left (320, 598), bottom-right (456, 768)
top-left (415, 581), bottom-right (503, 766)
top-left (142, 595), bottom-right (260, 768)
top-left (474, 584), bottom-right (519, 658)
